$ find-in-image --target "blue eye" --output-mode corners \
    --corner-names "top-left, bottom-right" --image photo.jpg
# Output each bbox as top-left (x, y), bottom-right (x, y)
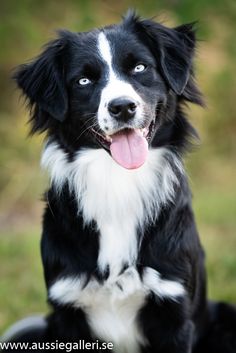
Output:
top-left (133, 64), bottom-right (146, 73)
top-left (78, 77), bottom-right (91, 86)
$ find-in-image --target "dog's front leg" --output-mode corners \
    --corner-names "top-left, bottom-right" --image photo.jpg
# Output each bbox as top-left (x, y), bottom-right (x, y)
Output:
top-left (139, 267), bottom-right (194, 353)
top-left (141, 316), bottom-right (194, 353)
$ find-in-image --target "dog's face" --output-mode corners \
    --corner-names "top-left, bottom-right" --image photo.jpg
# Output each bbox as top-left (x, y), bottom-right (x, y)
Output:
top-left (15, 12), bottom-right (199, 169)
top-left (67, 28), bottom-right (168, 168)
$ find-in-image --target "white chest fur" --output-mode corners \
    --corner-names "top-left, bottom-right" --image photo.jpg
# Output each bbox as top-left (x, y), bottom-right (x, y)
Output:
top-left (42, 145), bottom-right (184, 352)
top-left (42, 145), bottom-right (182, 275)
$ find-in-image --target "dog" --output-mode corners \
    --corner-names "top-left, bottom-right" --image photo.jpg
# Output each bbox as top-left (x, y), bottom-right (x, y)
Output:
top-left (11, 10), bottom-right (236, 353)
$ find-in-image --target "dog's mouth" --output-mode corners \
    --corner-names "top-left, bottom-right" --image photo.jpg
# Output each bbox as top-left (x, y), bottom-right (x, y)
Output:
top-left (90, 120), bottom-right (156, 169)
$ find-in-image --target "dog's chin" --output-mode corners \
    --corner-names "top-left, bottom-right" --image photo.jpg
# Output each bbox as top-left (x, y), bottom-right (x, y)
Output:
top-left (88, 119), bottom-right (157, 169)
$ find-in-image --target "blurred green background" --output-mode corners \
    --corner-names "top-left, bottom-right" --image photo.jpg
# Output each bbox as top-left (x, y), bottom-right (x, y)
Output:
top-left (0, 0), bottom-right (236, 334)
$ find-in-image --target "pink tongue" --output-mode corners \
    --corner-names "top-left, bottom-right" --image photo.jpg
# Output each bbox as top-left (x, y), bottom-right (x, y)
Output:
top-left (110, 129), bottom-right (148, 169)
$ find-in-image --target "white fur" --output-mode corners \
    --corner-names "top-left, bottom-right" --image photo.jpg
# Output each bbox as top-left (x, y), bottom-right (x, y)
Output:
top-left (42, 143), bottom-right (184, 353)
top-left (41, 144), bottom-right (182, 275)
top-left (49, 270), bottom-right (146, 353)
top-left (49, 267), bottom-right (184, 353)
top-left (143, 267), bottom-right (185, 301)
top-left (97, 32), bottom-right (144, 134)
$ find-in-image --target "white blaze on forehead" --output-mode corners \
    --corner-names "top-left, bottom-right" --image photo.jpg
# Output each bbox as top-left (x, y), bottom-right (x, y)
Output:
top-left (97, 31), bottom-right (143, 133)
top-left (97, 31), bottom-right (141, 101)
top-left (97, 31), bottom-right (114, 74)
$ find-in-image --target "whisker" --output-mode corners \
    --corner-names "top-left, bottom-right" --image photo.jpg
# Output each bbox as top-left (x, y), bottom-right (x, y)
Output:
top-left (76, 121), bottom-right (99, 142)
top-left (81, 113), bottom-right (97, 118)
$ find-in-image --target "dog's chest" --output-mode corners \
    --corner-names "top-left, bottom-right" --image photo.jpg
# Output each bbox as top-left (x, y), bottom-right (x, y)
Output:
top-left (72, 148), bottom-right (174, 276)
top-left (85, 214), bottom-right (144, 352)
top-left (75, 150), bottom-right (158, 351)
top-left (75, 150), bottom-right (151, 275)
top-left (43, 146), bottom-right (182, 352)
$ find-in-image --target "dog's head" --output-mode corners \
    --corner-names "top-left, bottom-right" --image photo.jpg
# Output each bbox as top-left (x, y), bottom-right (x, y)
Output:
top-left (14, 11), bottom-right (202, 169)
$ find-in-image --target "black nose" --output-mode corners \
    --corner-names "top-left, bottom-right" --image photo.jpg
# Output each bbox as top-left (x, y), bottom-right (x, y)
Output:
top-left (108, 97), bottom-right (137, 122)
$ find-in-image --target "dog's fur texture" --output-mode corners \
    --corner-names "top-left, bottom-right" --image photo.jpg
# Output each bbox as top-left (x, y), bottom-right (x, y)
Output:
top-left (13, 11), bottom-right (236, 353)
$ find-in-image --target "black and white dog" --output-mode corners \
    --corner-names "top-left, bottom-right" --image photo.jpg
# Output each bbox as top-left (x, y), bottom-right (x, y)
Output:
top-left (12, 11), bottom-right (236, 353)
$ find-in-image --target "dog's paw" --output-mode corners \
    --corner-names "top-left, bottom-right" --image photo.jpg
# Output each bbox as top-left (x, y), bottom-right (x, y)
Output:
top-left (109, 267), bottom-right (143, 300)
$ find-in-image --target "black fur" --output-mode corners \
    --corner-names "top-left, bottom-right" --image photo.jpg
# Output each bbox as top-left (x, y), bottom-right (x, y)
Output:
top-left (9, 11), bottom-right (236, 353)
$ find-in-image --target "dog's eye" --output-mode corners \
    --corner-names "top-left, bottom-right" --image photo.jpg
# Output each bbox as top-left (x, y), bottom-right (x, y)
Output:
top-left (133, 64), bottom-right (147, 73)
top-left (78, 77), bottom-right (91, 86)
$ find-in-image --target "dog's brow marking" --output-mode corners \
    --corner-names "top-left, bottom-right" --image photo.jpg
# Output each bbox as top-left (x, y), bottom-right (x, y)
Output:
top-left (98, 32), bottom-right (114, 78)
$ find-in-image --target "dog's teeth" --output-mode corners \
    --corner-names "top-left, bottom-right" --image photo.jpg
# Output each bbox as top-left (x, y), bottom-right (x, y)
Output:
top-left (142, 127), bottom-right (149, 137)
top-left (106, 136), bottom-right (112, 143)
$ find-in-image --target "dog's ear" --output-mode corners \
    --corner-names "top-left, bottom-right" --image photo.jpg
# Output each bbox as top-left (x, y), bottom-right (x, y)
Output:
top-left (158, 23), bottom-right (196, 95)
top-left (14, 37), bottom-right (68, 123)
top-left (124, 13), bottom-right (196, 95)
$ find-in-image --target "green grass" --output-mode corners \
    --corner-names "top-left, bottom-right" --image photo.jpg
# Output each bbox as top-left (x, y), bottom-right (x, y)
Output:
top-left (0, 229), bottom-right (47, 333)
top-left (200, 224), bottom-right (236, 302)
top-left (190, 158), bottom-right (236, 302)
top-left (193, 188), bottom-right (236, 303)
